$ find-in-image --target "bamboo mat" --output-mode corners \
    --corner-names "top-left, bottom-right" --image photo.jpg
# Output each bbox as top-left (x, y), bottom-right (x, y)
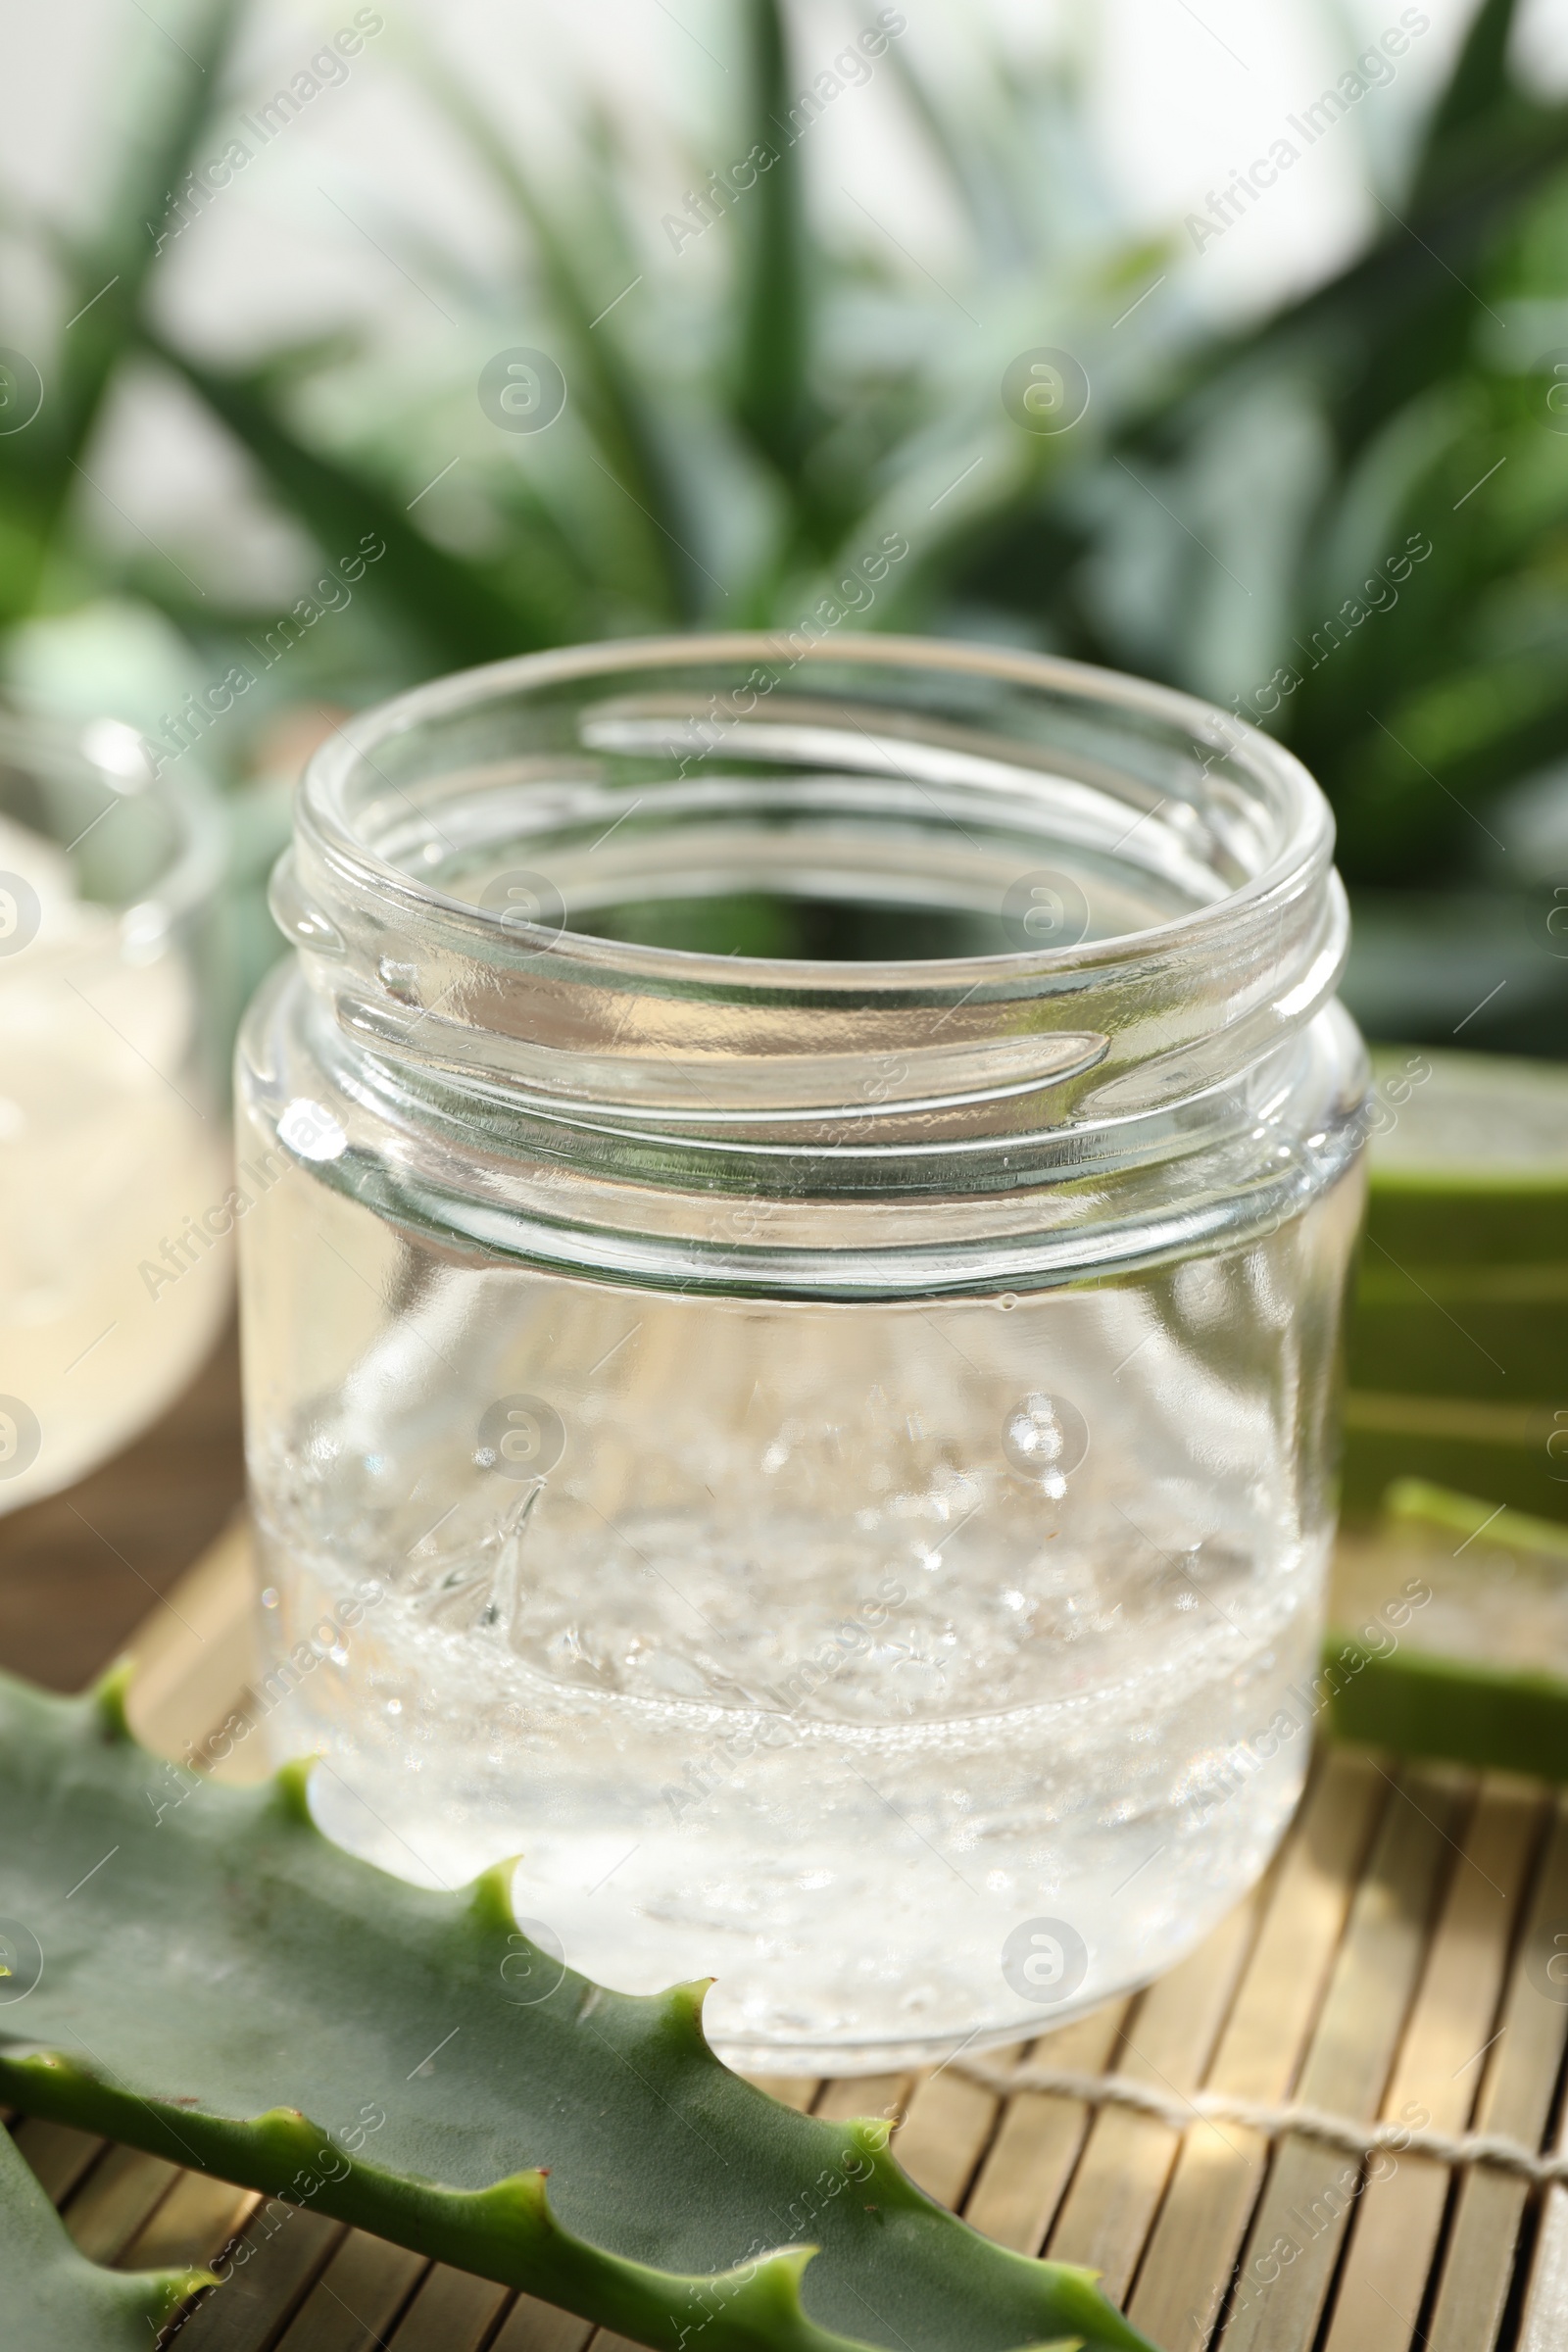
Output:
top-left (13, 1519), bottom-right (1568, 2352)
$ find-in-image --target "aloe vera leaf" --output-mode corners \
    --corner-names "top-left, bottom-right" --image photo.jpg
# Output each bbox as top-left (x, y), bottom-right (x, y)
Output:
top-left (1382, 1478), bottom-right (1568, 1565)
top-left (0, 0), bottom-right (249, 615)
top-left (1362, 1048), bottom-right (1568, 1269)
top-left (1107, 16), bottom-right (1568, 478)
top-left (0, 1666), bottom-right (1157, 2352)
top-left (733, 0), bottom-right (814, 497)
top-left (1340, 1391), bottom-right (1568, 1527)
top-left (1325, 1476), bottom-right (1568, 1776)
top-left (879, 38), bottom-right (1032, 270)
top-left (0, 2112), bottom-right (211, 2349)
top-left (1347, 1262), bottom-right (1568, 1400)
top-left (1324, 1632), bottom-right (1568, 1784)
top-left (51, 0), bottom-right (248, 448)
top-left (141, 333), bottom-right (545, 669)
top-left (1410, 0), bottom-right (1523, 200)
top-left (409, 49), bottom-right (700, 622)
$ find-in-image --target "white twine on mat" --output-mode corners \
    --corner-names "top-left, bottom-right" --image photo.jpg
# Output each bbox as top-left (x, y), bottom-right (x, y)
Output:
top-left (951, 2056), bottom-right (1568, 2187)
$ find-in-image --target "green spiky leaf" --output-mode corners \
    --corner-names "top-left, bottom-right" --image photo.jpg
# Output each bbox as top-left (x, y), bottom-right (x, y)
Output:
top-left (0, 2110), bottom-right (211, 2349)
top-left (0, 1664), bottom-right (1155, 2352)
top-left (141, 332), bottom-right (541, 670)
top-left (735, 0), bottom-right (812, 490)
top-left (409, 43), bottom-right (701, 621)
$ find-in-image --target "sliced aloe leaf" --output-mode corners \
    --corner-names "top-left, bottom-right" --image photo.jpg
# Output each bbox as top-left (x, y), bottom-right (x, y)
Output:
top-left (0, 1665), bottom-right (1155, 2352)
top-left (1325, 1633), bottom-right (1568, 1781)
top-left (1341, 1391), bottom-right (1568, 1525)
top-left (1383, 1477), bottom-right (1568, 1562)
top-left (1348, 1261), bottom-right (1568, 1400)
top-left (0, 2110), bottom-right (210, 2349)
top-left (1362, 1049), bottom-right (1568, 1267)
top-left (1326, 1478), bottom-right (1568, 1779)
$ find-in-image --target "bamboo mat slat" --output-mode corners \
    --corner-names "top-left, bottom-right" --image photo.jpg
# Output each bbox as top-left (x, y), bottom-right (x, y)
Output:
top-left (173, 2211), bottom-right (345, 2352)
top-left (1519, 2191), bottom-right (1568, 2352)
top-left (13, 1524), bottom-right (1568, 2352)
top-left (65, 2145), bottom-right (183, 2265)
top-left (492, 2298), bottom-right (594, 2352)
top-left (1218, 1764), bottom-right (1471, 2352)
top-left (1317, 1777), bottom-right (1546, 2352)
top-left (11, 2115), bottom-right (105, 2205)
top-left (1125, 1750), bottom-right (1385, 2349)
top-left (1518, 1968), bottom-right (1568, 2352)
top-left (963, 1999), bottom-right (1132, 2255)
top-left (894, 2062), bottom-right (1007, 2211)
top-left (1429, 1800), bottom-right (1568, 2352)
top-left (122, 2172), bottom-right (258, 2277)
top-left (1045, 1890), bottom-right (1261, 2304)
top-left (270, 2227), bottom-right (427, 2350)
top-left (384, 2266), bottom-right (512, 2352)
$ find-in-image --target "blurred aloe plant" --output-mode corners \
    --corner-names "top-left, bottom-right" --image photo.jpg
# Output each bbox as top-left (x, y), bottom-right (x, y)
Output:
top-left (2, 0), bottom-right (1568, 1040)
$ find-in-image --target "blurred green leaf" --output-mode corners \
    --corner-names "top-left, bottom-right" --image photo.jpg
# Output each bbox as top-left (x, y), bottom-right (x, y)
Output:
top-left (0, 0), bottom-right (248, 618)
top-left (1413, 0), bottom-right (1524, 191)
top-left (411, 41), bottom-right (701, 618)
top-left (734, 0), bottom-right (812, 495)
top-left (145, 335), bottom-right (548, 667)
top-left (2, 0), bottom-right (1567, 1052)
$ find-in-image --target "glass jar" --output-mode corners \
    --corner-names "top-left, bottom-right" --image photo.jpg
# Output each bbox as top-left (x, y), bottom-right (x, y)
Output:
top-left (236, 634), bottom-right (1366, 2074)
top-left (0, 710), bottom-right (228, 1513)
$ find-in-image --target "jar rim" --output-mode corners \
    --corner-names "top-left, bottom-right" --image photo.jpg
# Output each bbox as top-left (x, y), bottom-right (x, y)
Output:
top-left (275, 630), bottom-right (1352, 1200)
top-left (297, 630), bottom-right (1333, 987)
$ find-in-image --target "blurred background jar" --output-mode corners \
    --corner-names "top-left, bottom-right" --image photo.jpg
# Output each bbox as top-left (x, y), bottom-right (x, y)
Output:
top-left (0, 710), bottom-right (230, 1512)
top-left (236, 635), bottom-right (1367, 2073)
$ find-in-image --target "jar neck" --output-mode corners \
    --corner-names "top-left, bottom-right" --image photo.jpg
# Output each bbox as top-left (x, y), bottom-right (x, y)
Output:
top-left (272, 634), bottom-right (1348, 1197)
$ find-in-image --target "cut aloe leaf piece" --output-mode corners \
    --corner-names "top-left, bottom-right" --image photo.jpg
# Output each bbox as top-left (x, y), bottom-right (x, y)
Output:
top-left (1326, 1481), bottom-right (1568, 1779)
top-left (0, 1664), bottom-right (1154, 2352)
top-left (1383, 1478), bottom-right (1568, 1563)
top-left (1325, 1636), bottom-right (1568, 1782)
top-left (0, 2112), bottom-right (211, 2349)
top-left (1340, 1390), bottom-right (1568, 1524)
top-left (1347, 1259), bottom-right (1568, 1398)
top-left (1364, 1047), bottom-right (1568, 1267)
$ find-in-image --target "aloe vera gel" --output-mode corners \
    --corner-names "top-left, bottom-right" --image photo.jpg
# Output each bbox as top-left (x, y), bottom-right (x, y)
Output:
top-left (0, 715), bottom-right (227, 1514)
top-left (236, 637), bottom-right (1366, 2071)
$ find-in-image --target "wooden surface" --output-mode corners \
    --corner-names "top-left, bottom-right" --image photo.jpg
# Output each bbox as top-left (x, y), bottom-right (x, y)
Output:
top-left (8, 1389), bottom-right (1568, 2349)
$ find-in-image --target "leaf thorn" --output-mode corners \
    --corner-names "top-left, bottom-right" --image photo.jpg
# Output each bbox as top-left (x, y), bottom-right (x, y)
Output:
top-left (90, 1656), bottom-right (137, 1742)
top-left (270, 1756), bottom-right (317, 1826)
top-left (467, 1853), bottom-right (523, 1934)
